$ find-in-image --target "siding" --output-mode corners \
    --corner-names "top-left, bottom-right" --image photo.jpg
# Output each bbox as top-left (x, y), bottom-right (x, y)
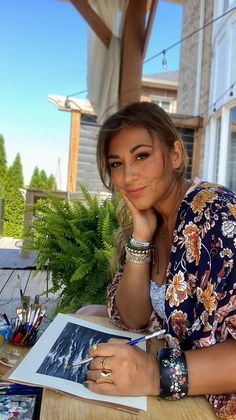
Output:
top-left (77, 122), bottom-right (105, 193)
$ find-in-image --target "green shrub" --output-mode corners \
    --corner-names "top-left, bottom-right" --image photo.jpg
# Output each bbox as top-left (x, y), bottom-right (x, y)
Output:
top-left (25, 186), bottom-right (119, 313)
top-left (0, 185), bottom-right (4, 199)
top-left (3, 190), bottom-right (25, 238)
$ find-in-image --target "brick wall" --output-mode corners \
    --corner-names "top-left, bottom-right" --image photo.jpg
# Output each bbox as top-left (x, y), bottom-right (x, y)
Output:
top-left (177, 0), bottom-right (213, 118)
top-left (177, 0), bottom-right (213, 176)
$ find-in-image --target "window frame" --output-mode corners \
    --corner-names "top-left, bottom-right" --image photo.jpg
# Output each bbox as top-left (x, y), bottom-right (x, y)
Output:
top-left (150, 95), bottom-right (173, 113)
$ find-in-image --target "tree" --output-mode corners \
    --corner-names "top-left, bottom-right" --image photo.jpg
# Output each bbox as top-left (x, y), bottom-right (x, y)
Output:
top-left (47, 174), bottom-right (57, 190)
top-left (5, 153), bottom-right (24, 193)
top-left (0, 135), bottom-right (7, 186)
top-left (29, 167), bottom-right (57, 191)
top-left (29, 167), bottom-right (40, 189)
top-left (39, 170), bottom-right (48, 188)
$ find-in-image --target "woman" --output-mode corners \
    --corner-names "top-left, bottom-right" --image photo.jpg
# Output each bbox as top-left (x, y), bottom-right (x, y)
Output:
top-left (83, 102), bottom-right (236, 418)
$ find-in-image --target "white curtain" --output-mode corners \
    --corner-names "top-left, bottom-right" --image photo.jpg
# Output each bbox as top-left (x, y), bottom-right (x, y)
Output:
top-left (87, 0), bottom-right (128, 124)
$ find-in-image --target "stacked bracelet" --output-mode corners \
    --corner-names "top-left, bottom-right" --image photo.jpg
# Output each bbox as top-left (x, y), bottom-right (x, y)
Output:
top-left (130, 237), bottom-right (151, 248)
top-left (125, 237), bottom-right (153, 265)
top-left (158, 348), bottom-right (188, 400)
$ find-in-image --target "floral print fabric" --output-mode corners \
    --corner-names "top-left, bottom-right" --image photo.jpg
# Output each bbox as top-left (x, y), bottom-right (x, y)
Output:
top-left (107, 182), bottom-right (236, 419)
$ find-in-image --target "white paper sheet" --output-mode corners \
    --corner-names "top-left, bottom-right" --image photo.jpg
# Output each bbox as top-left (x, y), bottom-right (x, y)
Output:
top-left (9, 314), bottom-right (147, 411)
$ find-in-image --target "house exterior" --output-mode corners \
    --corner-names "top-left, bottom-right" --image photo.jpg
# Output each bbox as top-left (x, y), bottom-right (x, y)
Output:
top-left (203, 1), bottom-right (236, 191)
top-left (177, 0), bottom-right (236, 191)
top-left (49, 71), bottom-right (203, 192)
top-left (141, 71), bottom-right (178, 113)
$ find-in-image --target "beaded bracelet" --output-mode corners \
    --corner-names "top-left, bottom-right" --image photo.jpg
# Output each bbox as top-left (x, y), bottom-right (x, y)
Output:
top-left (127, 238), bottom-right (153, 252)
top-left (158, 348), bottom-right (188, 400)
top-left (125, 243), bottom-right (152, 264)
top-left (130, 237), bottom-right (152, 248)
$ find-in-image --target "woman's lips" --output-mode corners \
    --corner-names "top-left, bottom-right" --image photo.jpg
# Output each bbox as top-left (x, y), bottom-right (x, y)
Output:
top-left (127, 186), bottom-right (146, 197)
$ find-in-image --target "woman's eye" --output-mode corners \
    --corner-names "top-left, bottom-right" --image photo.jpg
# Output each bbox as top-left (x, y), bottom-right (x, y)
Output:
top-left (136, 152), bottom-right (149, 160)
top-left (110, 161), bottom-right (121, 168)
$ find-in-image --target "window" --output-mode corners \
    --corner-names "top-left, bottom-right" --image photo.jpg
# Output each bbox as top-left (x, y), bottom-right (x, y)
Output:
top-left (213, 117), bottom-right (221, 182)
top-left (223, 0), bottom-right (229, 12)
top-left (150, 96), bottom-right (173, 113)
top-left (223, 0), bottom-right (236, 12)
top-left (226, 106), bottom-right (236, 191)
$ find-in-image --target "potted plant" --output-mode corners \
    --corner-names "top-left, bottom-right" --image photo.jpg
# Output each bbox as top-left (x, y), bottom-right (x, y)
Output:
top-left (24, 185), bottom-right (120, 314)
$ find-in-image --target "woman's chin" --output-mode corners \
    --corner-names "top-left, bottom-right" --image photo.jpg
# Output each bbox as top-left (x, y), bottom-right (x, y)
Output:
top-left (129, 198), bottom-right (153, 211)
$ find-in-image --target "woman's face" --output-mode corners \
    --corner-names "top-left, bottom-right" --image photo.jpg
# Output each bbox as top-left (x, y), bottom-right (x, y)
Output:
top-left (107, 127), bottom-right (181, 211)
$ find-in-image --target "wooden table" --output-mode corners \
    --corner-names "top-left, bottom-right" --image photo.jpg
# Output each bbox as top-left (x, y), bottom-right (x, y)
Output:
top-left (0, 315), bottom-right (218, 420)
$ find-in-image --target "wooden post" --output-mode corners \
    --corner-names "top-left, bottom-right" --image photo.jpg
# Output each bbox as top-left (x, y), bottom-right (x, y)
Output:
top-left (119, 0), bottom-right (147, 108)
top-left (67, 111), bottom-right (81, 192)
top-left (21, 189), bottom-right (68, 258)
top-left (143, 0), bottom-right (159, 58)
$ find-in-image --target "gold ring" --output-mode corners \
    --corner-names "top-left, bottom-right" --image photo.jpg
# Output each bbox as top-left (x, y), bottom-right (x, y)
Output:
top-left (91, 343), bottom-right (98, 355)
top-left (100, 357), bottom-right (106, 369)
top-left (96, 378), bottom-right (113, 385)
top-left (101, 370), bottom-right (112, 378)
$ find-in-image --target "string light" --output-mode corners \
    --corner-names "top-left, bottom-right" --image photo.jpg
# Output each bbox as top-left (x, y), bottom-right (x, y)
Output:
top-left (162, 50), bottom-right (167, 70)
top-left (64, 97), bottom-right (71, 109)
top-left (210, 81), bottom-right (236, 113)
top-left (66, 89), bottom-right (88, 98)
top-left (64, 7), bottom-right (236, 101)
top-left (144, 6), bottom-right (236, 65)
top-left (58, 7), bottom-right (236, 118)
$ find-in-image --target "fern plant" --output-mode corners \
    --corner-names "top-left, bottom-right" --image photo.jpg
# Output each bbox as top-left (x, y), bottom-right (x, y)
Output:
top-left (25, 186), bottom-right (119, 313)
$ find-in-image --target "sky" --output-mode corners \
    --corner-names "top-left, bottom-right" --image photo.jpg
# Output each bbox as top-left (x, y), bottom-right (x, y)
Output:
top-left (0, 0), bottom-right (183, 190)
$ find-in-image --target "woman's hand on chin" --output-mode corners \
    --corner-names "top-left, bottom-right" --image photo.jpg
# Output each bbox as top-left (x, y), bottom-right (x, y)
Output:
top-left (119, 189), bottom-right (157, 242)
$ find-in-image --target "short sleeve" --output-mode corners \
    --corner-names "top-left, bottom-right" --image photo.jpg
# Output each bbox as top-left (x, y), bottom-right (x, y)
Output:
top-left (107, 271), bottom-right (163, 333)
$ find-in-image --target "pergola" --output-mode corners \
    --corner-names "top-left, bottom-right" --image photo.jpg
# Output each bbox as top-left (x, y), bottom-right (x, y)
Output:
top-left (61, 0), bottom-right (185, 107)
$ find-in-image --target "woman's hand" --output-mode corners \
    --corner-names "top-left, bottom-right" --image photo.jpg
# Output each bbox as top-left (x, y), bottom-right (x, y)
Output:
top-left (119, 190), bottom-right (157, 242)
top-left (85, 339), bottom-right (160, 396)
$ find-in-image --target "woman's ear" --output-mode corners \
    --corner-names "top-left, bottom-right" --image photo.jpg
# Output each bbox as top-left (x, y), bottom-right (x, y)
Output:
top-left (171, 140), bottom-right (183, 170)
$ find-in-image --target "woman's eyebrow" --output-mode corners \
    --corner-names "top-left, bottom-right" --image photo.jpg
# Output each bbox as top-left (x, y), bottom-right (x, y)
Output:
top-left (108, 154), bottom-right (119, 159)
top-left (130, 144), bottom-right (153, 153)
top-left (108, 144), bottom-right (153, 159)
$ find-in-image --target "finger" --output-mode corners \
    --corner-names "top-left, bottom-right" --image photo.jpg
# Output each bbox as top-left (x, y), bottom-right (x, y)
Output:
top-left (89, 356), bottom-right (112, 371)
top-left (86, 369), bottom-right (113, 384)
top-left (107, 338), bottom-right (129, 345)
top-left (85, 380), bottom-right (118, 396)
top-left (88, 342), bottom-right (125, 358)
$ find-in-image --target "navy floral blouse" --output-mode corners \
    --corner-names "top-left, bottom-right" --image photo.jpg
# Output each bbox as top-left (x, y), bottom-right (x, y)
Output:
top-left (107, 182), bottom-right (236, 419)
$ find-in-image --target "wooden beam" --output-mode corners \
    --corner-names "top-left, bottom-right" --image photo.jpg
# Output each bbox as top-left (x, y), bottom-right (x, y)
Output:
top-left (143, 0), bottom-right (159, 58)
top-left (67, 111), bottom-right (81, 192)
top-left (70, 0), bottom-right (112, 48)
top-left (170, 114), bottom-right (203, 129)
top-left (119, 0), bottom-right (147, 108)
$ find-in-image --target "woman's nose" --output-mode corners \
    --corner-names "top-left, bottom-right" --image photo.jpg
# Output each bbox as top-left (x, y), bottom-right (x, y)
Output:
top-left (123, 164), bottom-right (139, 183)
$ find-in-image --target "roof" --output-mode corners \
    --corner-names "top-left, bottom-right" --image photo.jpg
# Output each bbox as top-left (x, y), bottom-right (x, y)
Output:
top-left (142, 71), bottom-right (179, 88)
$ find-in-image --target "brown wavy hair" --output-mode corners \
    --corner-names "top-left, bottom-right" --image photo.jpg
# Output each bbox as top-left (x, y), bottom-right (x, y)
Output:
top-left (96, 101), bottom-right (188, 272)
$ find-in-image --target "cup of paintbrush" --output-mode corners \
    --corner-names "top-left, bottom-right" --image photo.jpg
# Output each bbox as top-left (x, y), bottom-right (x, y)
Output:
top-left (12, 304), bottom-right (47, 346)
